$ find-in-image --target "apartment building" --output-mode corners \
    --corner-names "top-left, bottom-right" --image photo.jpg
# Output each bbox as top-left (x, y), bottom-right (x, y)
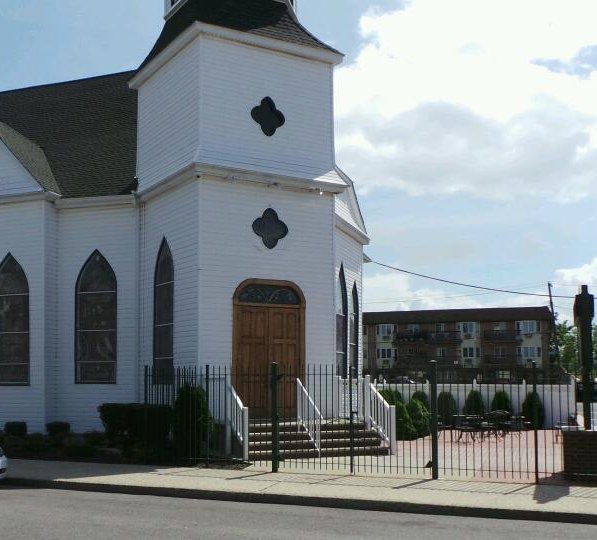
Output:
top-left (363, 307), bottom-right (554, 382)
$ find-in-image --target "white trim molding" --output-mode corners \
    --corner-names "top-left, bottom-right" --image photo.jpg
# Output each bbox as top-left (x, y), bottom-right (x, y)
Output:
top-left (335, 215), bottom-right (370, 246)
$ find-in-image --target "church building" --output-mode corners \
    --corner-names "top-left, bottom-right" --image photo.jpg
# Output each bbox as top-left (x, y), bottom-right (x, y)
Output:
top-left (0, 0), bottom-right (368, 432)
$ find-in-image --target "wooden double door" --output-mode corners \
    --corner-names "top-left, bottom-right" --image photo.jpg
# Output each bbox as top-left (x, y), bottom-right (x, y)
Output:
top-left (233, 281), bottom-right (304, 418)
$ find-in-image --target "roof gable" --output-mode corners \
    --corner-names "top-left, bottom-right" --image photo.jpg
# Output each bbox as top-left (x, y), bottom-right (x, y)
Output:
top-left (0, 122), bottom-right (59, 194)
top-left (140, 0), bottom-right (340, 70)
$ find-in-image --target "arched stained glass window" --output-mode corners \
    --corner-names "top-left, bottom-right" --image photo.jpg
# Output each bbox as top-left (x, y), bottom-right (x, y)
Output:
top-left (0, 254), bottom-right (29, 385)
top-left (76, 251), bottom-right (117, 384)
top-left (349, 284), bottom-right (359, 376)
top-left (336, 266), bottom-right (348, 378)
top-left (154, 240), bottom-right (174, 380)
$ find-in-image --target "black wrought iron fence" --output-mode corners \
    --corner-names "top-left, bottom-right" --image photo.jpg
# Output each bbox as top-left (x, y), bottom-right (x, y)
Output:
top-left (135, 363), bottom-right (577, 482)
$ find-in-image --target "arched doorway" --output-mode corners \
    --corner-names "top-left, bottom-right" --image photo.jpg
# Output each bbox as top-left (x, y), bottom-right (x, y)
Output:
top-left (232, 279), bottom-right (305, 418)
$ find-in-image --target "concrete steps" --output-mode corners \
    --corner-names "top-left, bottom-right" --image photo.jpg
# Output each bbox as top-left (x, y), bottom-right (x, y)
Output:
top-left (248, 420), bottom-right (390, 461)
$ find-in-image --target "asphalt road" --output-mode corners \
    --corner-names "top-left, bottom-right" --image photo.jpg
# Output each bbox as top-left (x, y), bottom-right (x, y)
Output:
top-left (0, 488), bottom-right (595, 539)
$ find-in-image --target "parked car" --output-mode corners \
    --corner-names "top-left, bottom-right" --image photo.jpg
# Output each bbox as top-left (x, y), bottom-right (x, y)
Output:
top-left (0, 447), bottom-right (7, 480)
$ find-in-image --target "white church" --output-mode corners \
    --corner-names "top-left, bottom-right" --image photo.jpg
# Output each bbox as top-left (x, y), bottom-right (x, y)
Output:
top-left (0, 0), bottom-right (368, 433)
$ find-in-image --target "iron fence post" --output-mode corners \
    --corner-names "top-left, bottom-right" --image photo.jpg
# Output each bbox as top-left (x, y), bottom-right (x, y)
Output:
top-left (271, 362), bottom-right (280, 473)
top-left (206, 364), bottom-right (210, 468)
top-left (532, 360), bottom-right (539, 484)
top-left (429, 360), bottom-right (439, 480)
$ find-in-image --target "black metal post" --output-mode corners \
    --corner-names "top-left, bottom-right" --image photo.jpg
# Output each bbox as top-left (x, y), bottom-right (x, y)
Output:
top-left (429, 360), bottom-right (439, 480)
top-left (349, 362), bottom-right (355, 475)
top-left (205, 364), bottom-right (210, 468)
top-left (532, 361), bottom-right (540, 484)
top-left (574, 285), bottom-right (594, 431)
top-left (271, 362), bottom-right (280, 473)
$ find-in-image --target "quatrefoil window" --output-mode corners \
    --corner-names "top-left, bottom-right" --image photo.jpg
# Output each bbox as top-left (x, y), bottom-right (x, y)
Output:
top-left (251, 97), bottom-right (285, 137)
top-left (252, 209), bottom-right (288, 249)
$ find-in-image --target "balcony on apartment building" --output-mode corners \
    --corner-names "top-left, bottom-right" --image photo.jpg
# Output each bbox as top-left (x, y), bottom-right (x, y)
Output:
top-left (394, 329), bottom-right (427, 342)
top-left (433, 355), bottom-right (462, 367)
top-left (483, 330), bottom-right (522, 342)
top-left (429, 331), bottom-right (463, 344)
top-left (482, 354), bottom-right (525, 366)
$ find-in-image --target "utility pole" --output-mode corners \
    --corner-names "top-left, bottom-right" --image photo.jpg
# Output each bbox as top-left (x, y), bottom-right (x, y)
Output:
top-left (548, 282), bottom-right (560, 378)
top-left (574, 285), bottom-right (594, 431)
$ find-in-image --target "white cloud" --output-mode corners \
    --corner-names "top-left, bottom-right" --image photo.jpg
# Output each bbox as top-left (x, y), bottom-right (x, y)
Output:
top-left (336, 0), bottom-right (597, 200)
top-left (555, 257), bottom-right (597, 286)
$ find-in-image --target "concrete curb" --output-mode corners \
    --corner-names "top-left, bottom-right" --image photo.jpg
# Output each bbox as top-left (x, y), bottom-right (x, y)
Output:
top-left (6, 477), bottom-right (597, 526)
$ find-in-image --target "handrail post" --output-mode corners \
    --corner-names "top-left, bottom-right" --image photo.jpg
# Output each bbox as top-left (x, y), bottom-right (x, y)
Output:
top-left (389, 404), bottom-right (397, 455)
top-left (364, 375), bottom-right (372, 429)
top-left (242, 407), bottom-right (249, 462)
top-left (271, 362), bottom-right (280, 473)
top-left (429, 360), bottom-right (439, 480)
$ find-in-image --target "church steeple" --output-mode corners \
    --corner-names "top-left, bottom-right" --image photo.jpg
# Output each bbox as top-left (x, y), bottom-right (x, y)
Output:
top-left (165, 0), bottom-right (297, 20)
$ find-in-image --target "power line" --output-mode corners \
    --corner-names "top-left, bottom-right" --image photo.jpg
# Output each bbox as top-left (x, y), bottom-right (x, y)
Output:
top-left (369, 260), bottom-right (576, 299)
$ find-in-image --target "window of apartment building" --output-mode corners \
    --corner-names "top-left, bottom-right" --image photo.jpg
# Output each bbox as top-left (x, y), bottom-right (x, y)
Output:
top-left (376, 348), bottom-right (396, 360)
top-left (458, 322), bottom-right (479, 337)
top-left (493, 322), bottom-right (506, 331)
top-left (497, 370), bottom-right (511, 381)
top-left (436, 347), bottom-right (447, 358)
top-left (517, 346), bottom-right (541, 359)
top-left (516, 320), bottom-right (541, 334)
top-left (435, 323), bottom-right (446, 332)
top-left (407, 323), bottom-right (420, 334)
top-left (377, 324), bottom-right (394, 338)
top-left (406, 347), bottom-right (424, 357)
top-left (494, 346), bottom-right (506, 357)
top-left (462, 347), bottom-right (481, 358)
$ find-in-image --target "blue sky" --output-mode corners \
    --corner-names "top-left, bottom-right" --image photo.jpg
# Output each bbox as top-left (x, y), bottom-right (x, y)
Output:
top-left (1, 0), bottom-right (595, 322)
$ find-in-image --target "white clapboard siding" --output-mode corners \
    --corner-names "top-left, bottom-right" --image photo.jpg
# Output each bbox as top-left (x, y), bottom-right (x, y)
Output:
top-left (197, 177), bottom-right (336, 367)
top-left (197, 37), bottom-right (335, 179)
top-left (137, 41), bottom-right (201, 191)
top-left (141, 181), bottom-right (200, 371)
top-left (0, 139), bottom-right (42, 197)
top-left (0, 200), bottom-right (46, 432)
top-left (51, 205), bottom-right (138, 432)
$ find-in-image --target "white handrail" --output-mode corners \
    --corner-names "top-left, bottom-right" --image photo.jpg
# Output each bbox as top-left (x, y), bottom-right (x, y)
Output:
top-left (361, 375), bottom-right (397, 454)
top-left (296, 378), bottom-right (322, 454)
top-left (226, 382), bottom-right (249, 461)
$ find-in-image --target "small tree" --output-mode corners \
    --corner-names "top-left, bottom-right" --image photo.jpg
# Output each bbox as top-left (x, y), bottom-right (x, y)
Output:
top-left (463, 390), bottom-right (485, 416)
top-left (173, 386), bottom-right (213, 460)
top-left (410, 390), bottom-right (430, 411)
top-left (521, 392), bottom-right (545, 429)
top-left (394, 401), bottom-right (417, 441)
top-left (379, 389), bottom-right (403, 405)
top-left (407, 399), bottom-right (430, 438)
top-left (437, 392), bottom-right (458, 426)
top-left (490, 390), bottom-right (513, 413)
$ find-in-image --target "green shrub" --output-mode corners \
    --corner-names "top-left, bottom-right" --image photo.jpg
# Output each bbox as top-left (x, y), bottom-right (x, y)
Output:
top-left (173, 386), bottom-right (213, 460)
top-left (4, 422), bottom-right (27, 438)
top-left (521, 392), bottom-right (545, 429)
top-left (83, 431), bottom-right (108, 447)
top-left (98, 403), bottom-right (135, 440)
top-left (46, 422), bottom-right (71, 439)
top-left (437, 392), bottom-right (458, 426)
top-left (411, 391), bottom-right (430, 411)
top-left (379, 389), bottom-right (403, 405)
top-left (22, 433), bottom-right (52, 453)
top-left (128, 405), bottom-right (173, 447)
top-left (394, 402), bottom-right (417, 441)
top-left (98, 403), bottom-right (173, 453)
top-left (63, 435), bottom-right (95, 459)
top-left (490, 391), bottom-right (513, 413)
top-left (2, 435), bottom-right (25, 455)
top-left (463, 390), bottom-right (485, 416)
top-left (407, 398), bottom-right (430, 438)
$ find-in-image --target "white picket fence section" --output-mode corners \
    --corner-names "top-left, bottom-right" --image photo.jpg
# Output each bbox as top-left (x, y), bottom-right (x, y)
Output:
top-left (296, 378), bottom-right (322, 454)
top-left (374, 376), bottom-right (577, 429)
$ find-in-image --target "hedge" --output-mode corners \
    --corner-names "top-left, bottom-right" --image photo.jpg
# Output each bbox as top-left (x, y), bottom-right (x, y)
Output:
top-left (522, 392), bottom-right (545, 429)
top-left (379, 389), bottom-right (403, 405)
top-left (463, 390), bottom-right (485, 416)
top-left (407, 398), bottom-right (430, 438)
top-left (411, 391), bottom-right (430, 411)
top-left (4, 422), bottom-right (27, 438)
top-left (490, 391), bottom-right (513, 413)
top-left (437, 392), bottom-right (458, 426)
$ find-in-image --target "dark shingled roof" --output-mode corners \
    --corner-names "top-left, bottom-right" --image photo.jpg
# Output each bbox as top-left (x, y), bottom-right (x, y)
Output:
top-left (364, 307), bottom-right (553, 325)
top-left (0, 71), bottom-right (138, 198)
top-left (140, 0), bottom-right (340, 70)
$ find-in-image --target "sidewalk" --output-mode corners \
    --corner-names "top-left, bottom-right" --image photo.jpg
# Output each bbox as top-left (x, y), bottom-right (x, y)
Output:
top-left (4, 459), bottom-right (597, 525)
